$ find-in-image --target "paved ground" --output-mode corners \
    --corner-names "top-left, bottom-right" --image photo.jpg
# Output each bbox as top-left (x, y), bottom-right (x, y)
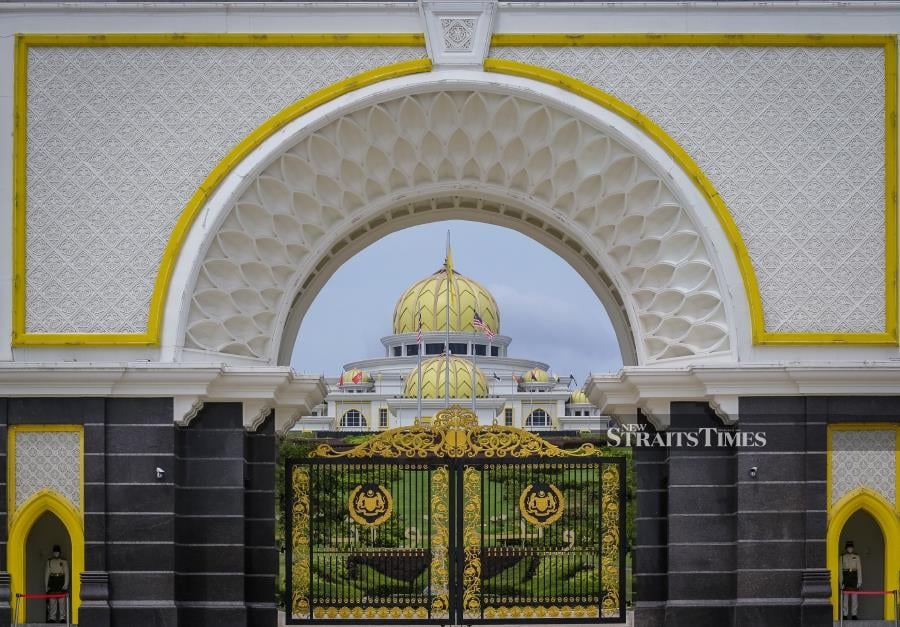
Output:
top-left (276, 611), bottom-right (634, 626)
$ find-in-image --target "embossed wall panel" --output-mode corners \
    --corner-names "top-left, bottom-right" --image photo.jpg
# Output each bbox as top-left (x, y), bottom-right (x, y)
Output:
top-left (24, 45), bottom-right (426, 334)
top-left (831, 429), bottom-right (896, 507)
top-left (14, 430), bottom-right (81, 510)
top-left (490, 45), bottom-right (887, 334)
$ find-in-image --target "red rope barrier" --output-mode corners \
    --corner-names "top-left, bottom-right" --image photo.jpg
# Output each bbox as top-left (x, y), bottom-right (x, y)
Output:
top-left (841, 589), bottom-right (898, 596)
top-left (14, 592), bottom-right (67, 599)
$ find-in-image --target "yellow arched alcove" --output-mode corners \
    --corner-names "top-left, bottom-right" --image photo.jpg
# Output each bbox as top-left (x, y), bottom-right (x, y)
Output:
top-left (827, 488), bottom-right (900, 620)
top-left (8, 489), bottom-right (84, 624)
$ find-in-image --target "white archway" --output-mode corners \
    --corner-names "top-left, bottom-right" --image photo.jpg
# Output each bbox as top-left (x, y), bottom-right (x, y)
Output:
top-left (162, 70), bottom-right (750, 367)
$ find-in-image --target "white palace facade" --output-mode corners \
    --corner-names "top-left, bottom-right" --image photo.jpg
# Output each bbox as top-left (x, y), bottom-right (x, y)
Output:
top-left (300, 248), bottom-right (610, 433)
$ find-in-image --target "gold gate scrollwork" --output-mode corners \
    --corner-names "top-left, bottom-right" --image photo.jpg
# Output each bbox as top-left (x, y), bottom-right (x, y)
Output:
top-left (291, 406), bottom-right (622, 623)
top-left (291, 466), bottom-right (311, 620)
top-left (311, 405), bottom-right (604, 459)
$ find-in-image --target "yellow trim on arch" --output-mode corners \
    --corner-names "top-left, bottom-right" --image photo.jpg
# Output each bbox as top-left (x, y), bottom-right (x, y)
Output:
top-left (488, 33), bottom-right (898, 346)
top-left (11, 33), bottom-right (429, 346)
top-left (7, 424), bottom-right (85, 624)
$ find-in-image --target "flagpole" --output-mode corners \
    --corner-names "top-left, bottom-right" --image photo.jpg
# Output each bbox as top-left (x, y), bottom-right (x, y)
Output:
top-left (417, 309), bottom-right (423, 426)
top-left (444, 231), bottom-right (451, 407)
top-left (472, 294), bottom-right (479, 413)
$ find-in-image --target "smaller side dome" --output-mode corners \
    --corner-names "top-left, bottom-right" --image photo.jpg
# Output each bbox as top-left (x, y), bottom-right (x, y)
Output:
top-left (522, 368), bottom-right (552, 384)
top-left (403, 355), bottom-right (488, 399)
top-left (339, 369), bottom-right (371, 386)
top-left (569, 390), bottom-right (591, 405)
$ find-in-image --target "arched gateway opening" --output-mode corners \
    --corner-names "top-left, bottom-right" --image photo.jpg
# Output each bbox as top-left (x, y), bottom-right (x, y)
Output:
top-left (158, 70), bottom-right (751, 626)
top-left (162, 72), bottom-right (749, 370)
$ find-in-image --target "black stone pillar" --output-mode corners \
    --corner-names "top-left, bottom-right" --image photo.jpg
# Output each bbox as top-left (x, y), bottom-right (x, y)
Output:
top-left (633, 411), bottom-right (667, 627)
top-left (81, 398), bottom-right (110, 627)
top-left (734, 397), bottom-right (832, 626)
top-left (175, 403), bottom-right (248, 627)
top-left (0, 399), bottom-right (9, 627)
top-left (244, 413), bottom-right (277, 626)
top-left (104, 398), bottom-right (176, 626)
top-left (664, 402), bottom-right (736, 627)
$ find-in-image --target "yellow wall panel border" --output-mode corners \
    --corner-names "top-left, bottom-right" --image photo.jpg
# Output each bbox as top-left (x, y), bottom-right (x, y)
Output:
top-left (489, 33), bottom-right (898, 346)
top-left (12, 33), bottom-right (896, 347)
top-left (11, 33), bottom-right (429, 346)
top-left (7, 424), bottom-right (85, 623)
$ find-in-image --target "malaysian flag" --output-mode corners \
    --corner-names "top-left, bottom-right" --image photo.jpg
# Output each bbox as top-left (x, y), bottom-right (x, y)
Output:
top-left (416, 311), bottom-right (424, 345)
top-left (472, 312), bottom-right (496, 339)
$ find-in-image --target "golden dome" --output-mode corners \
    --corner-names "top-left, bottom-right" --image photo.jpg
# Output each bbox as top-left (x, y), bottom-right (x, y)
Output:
top-left (522, 368), bottom-right (552, 384)
top-left (339, 369), bottom-right (371, 385)
top-left (569, 390), bottom-right (591, 405)
top-left (393, 250), bottom-right (500, 335)
top-left (403, 355), bottom-right (488, 399)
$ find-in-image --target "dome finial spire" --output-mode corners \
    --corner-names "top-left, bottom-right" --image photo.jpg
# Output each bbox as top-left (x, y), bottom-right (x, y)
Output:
top-left (444, 230), bottom-right (453, 274)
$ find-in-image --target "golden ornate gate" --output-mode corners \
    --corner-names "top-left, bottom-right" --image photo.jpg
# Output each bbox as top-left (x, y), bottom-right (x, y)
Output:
top-left (286, 406), bottom-right (625, 624)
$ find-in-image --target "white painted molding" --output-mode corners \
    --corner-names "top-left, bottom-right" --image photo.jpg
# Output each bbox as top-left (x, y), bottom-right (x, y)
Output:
top-left (275, 406), bottom-right (307, 435)
top-left (420, 0), bottom-right (497, 67)
top-left (243, 400), bottom-right (274, 432)
top-left (0, 364), bottom-right (328, 431)
top-left (586, 362), bottom-right (900, 428)
top-left (637, 399), bottom-right (671, 431)
top-left (708, 395), bottom-right (739, 426)
top-left (174, 396), bottom-right (204, 427)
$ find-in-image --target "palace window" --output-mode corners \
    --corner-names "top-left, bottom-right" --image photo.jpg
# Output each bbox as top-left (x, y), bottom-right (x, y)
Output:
top-left (340, 409), bottom-right (366, 428)
top-left (379, 408), bottom-right (388, 428)
top-left (449, 342), bottom-right (467, 355)
top-left (491, 346), bottom-right (499, 357)
top-left (407, 344), bottom-right (419, 356)
top-left (425, 343), bottom-right (443, 355)
top-left (473, 344), bottom-right (487, 356)
top-left (504, 407), bottom-right (513, 426)
top-left (525, 409), bottom-right (551, 429)
top-left (393, 346), bottom-right (402, 357)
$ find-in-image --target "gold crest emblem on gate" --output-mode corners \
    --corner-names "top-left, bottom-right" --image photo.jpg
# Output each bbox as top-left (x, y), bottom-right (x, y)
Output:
top-left (348, 483), bottom-right (394, 528)
top-left (519, 482), bottom-right (564, 527)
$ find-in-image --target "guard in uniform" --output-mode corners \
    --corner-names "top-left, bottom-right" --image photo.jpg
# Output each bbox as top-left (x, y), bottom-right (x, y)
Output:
top-left (840, 540), bottom-right (862, 620)
top-left (44, 544), bottom-right (69, 624)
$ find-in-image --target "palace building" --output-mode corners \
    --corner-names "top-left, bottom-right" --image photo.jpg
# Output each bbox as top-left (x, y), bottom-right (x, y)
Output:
top-left (300, 248), bottom-right (611, 433)
top-left (0, 1), bottom-right (898, 626)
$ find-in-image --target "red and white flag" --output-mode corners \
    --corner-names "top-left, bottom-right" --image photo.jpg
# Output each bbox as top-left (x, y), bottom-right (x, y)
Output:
top-left (416, 311), bottom-right (424, 345)
top-left (472, 311), bottom-right (496, 339)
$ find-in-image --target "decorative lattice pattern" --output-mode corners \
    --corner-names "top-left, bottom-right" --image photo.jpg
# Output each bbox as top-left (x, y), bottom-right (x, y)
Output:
top-left (490, 45), bottom-right (886, 334)
top-left (24, 45), bottom-right (426, 333)
top-left (831, 429), bottom-right (896, 507)
top-left (185, 91), bottom-right (731, 362)
top-left (15, 431), bottom-right (81, 511)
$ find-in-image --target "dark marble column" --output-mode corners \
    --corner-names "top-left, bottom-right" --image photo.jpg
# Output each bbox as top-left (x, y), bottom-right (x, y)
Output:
top-left (175, 403), bottom-right (248, 627)
top-left (633, 411), bottom-right (667, 627)
top-left (0, 400), bottom-right (9, 627)
top-left (663, 402), bottom-right (736, 627)
top-left (244, 413), bottom-right (277, 626)
top-left (104, 398), bottom-right (177, 626)
top-left (79, 398), bottom-right (110, 627)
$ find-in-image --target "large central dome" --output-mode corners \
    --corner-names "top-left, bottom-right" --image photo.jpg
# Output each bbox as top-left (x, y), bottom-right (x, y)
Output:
top-left (392, 249), bottom-right (500, 335)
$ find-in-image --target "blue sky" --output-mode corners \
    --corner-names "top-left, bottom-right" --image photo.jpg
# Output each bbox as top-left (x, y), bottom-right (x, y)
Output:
top-left (291, 220), bottom-right (623, 384)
